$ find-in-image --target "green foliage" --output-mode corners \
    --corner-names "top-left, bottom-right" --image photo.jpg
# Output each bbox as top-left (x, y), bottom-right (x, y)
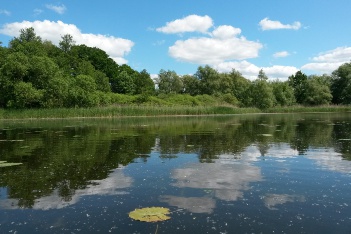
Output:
top-left (303, 77), bottom-right (332, 105)
top-left (288, 71), bottom-right (308, 104)
top-left (181, 74), bottom-right (200, 96)
top-left (134, 69), bottom-right (155, 95)
top-left (157, 69), bottom-right (183, 94)
top-left (112, 70), bottom-right (136, 94)
top-left (271, 81), bottom-right (296, 106)
top-left (331, 62), bottom-right (351, 104)
top-left (245, 80), bottom-right (275, 109)
top-left (195, 65), bottom-right (221, 95)
top-left (11, 82), bottom-right (43, 108)
top-left (0, 27), bottom-right (349, 111)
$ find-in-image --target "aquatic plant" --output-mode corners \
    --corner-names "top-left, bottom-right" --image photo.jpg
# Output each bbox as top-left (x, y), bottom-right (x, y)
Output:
top-left (129, 207), bottom-right (171, 222)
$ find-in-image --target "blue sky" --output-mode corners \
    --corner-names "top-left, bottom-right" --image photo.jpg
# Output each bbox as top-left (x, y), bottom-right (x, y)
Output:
top-left (1, 0), bottom-right (350, 80)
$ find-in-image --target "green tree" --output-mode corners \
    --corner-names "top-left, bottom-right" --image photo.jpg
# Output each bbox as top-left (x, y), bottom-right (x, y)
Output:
top-left (271, 81), bottom-right (296, 106)
top-left (59, 34), bottom-right (75, 53)
top-left (67, 75), bottom-right (99, 107)
top-left (258, 69), bottom-right (268, 81)
top-left (181, 74), bottom-right (200, 96)
top-left (9, 27), bottom-right (46, 56)
top-left (245, 80), bottom-right (275, 109)
top-left (134, 69), bottom-right (155, 95)
top-left (11, 82), bottom-right (43, 108)
top-left (288, 71), bottom-right (308, 104)
top-left (331, 62), bottom-right (351, 104)
top-left (112, 70), bottom-right (136, 94)
top-left (27, 56), bottom-right (60, 89)
top-left (41, 74), bottom-right (70, 108)
top-left (303, 77), bottom-right (332, 105)
top-left (157, 69), bottom-right (183, 94)
top-left (195, 65), bottom-right (221, 95)
top-left (228, 69), bottom-right (250, 104)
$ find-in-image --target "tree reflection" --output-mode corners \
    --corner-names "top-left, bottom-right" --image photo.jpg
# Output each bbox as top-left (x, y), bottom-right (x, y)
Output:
top-left (0, 113), bottom-right (351, 208)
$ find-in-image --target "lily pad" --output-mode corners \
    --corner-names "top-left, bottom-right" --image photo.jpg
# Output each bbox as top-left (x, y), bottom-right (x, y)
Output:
top-left (0, 161), bottom-right (23, 167)
top-left (129, 207), bottom-right (171, 222)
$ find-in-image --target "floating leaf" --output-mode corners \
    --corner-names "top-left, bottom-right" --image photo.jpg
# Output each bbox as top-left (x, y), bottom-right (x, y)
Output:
top-left (129, 207), bottom-right (171, 222)
top-left (0, 161), bottom-right (23, 167)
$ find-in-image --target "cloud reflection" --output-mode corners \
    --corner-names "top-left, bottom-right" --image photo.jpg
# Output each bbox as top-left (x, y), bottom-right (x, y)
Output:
top-left (171, 160), bottom-right (263, 202)
top-left (263, 193), bottom-right (306, 210)
top-left (0, 168), bottom-right (133, 210)
top-left (160, 195), bottom-right (216, 214)
top-left (306, 148), bottom-right (351, 174)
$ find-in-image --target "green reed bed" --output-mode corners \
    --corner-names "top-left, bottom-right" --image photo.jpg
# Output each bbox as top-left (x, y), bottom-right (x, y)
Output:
top-left (0, 105), bottom-right (349, 120)
top-left (265, 105), bottom-right (351, 113)
top-left (0, 105), bottom-right (262, 119)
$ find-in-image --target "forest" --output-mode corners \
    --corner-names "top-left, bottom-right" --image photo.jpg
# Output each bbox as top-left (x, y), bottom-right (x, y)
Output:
top-left (0, 27), bottom-right (351, 109)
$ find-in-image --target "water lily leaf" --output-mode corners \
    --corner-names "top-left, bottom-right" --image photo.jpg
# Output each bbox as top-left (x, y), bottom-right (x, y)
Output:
top-left (0, 161), bottom-right (23, 167)
top-left (129, 207), bottom-right (170, 222)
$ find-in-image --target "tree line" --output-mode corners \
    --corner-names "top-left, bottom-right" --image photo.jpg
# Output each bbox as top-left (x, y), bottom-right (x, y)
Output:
top-left (0, 27), bottom-right (350, 109)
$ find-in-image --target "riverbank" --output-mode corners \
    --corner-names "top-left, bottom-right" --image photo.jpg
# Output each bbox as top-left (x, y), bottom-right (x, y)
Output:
top-left (0, 105), bottom-right (350, 120)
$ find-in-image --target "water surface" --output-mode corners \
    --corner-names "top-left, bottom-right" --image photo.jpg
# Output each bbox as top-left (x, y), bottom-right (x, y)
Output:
top-left (1, 113), bottom-right (351, 233)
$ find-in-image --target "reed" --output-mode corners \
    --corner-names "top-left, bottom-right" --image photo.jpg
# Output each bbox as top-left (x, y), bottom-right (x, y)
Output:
top-left (0, 105), bottom-right (349, 120)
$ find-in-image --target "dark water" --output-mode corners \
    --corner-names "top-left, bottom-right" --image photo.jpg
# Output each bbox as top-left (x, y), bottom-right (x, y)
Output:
top-left (0, 113), bottom-right (351, 233)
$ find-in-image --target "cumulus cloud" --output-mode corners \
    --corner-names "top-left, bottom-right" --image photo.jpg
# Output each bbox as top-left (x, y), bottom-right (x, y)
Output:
top-left (259, 17), bottom-right (301, 31)
top-left (273, 51), bottom-right (290, 58)
top-left (156, 15), bottom-right (213, 34)
top-left (0, 20), bottom-right (134, 64)
top-left (168, 25), bottom-right (262, 64)
top-left (214, 61), bottom-right (298, 80)
top-left (0, 9), bottom-right (11, 16)
top-left (301, 47), bottom-right (351, 74)
top-left (46, 4), bottom-right (67, 14)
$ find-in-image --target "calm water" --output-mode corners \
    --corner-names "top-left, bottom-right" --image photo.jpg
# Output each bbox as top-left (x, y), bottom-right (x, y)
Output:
top-left (0, 113), bottom-right (351, 233)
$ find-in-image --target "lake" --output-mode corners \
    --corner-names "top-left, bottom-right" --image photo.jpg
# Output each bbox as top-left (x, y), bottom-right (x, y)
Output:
top-left (0, 113), bottom-right (351, 233)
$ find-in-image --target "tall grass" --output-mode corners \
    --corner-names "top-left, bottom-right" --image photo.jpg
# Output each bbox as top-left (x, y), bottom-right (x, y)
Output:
top-left (0, 105), bottom-right (349, 120)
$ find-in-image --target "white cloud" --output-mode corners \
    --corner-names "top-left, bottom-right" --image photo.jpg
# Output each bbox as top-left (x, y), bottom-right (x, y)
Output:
top-left (311, 46), bottom-right (351, 63)
top-left (259, 17), bottom-right (301, 31)
top-left (169, 25), bottom-right (262, 64)
top-left (301, 47), bottom-right (351, 74)
top-left (156, 15), bottom-right (213, 34)
top-left (273, 51), bottom-right (290, 58)
top-left (214, 61), bottom-right (298, 80)
top-left (46, 4), bottom-right (67, 14)
top-left (0, 20), bottom-right (134, 64)
top-left (0, 9), bottom-right (11, 16)
top-left (211, 25), bottom-right (241, 39)
top-left (301, 62), bottom-right (343, 74)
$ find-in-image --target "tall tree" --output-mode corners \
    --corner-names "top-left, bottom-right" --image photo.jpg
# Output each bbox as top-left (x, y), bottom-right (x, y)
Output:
top-left (157, 69), bottom-right (183, 94)
top-left (288, 71), bottom-right (308, 104)
top-left (303, 77), bottom-right (332, 105)
top-left (195, 65), bottom-right (221, 95)
top-left (59, 34), bottom-right (75, 53)
top-left (134, 69), bottom-right (155, 95)
top-left (257, 69), bottom-right (268, 81)
top-left (271, 81), bottom-right (296, 106)
top-left (331, 62), bottom-right (351, 104)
